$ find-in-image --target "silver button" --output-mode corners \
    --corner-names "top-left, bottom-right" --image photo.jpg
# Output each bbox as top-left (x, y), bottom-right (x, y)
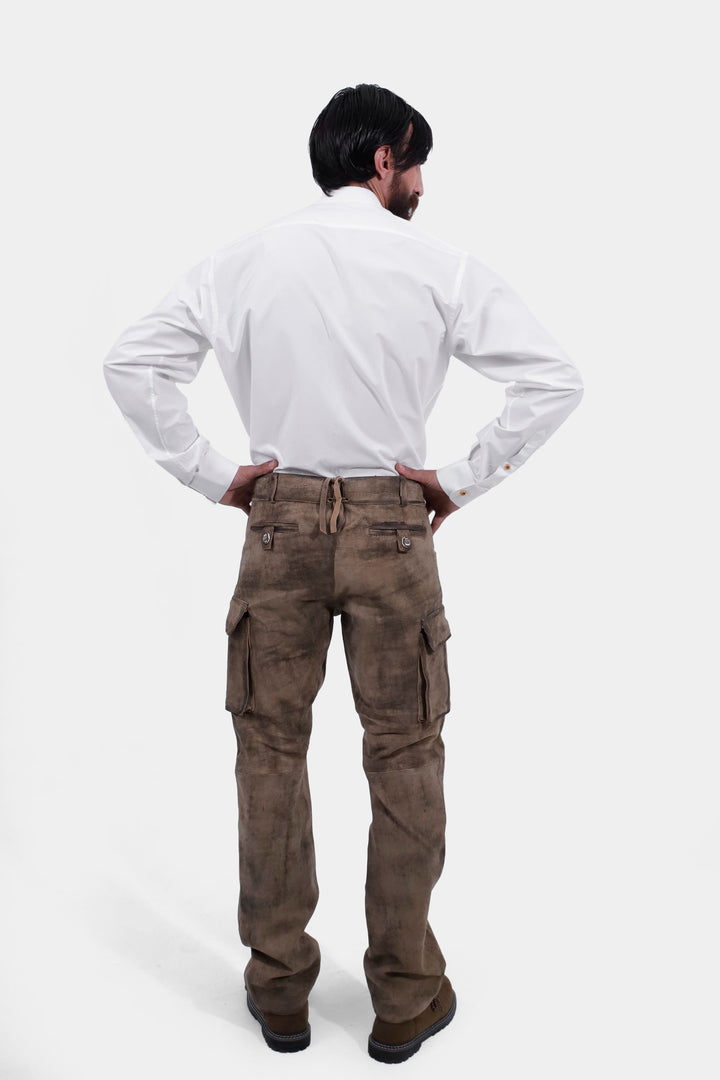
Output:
top-left (401, 535), bottom-right (412, 548)
top-left (262, 531), bottom-right (271, 544)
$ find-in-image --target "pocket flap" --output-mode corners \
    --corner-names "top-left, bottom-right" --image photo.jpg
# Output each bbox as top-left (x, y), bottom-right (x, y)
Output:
top-left (421, 605), bottom-right (451, 651)
top-left (225, 596), bottom-right (250, 635)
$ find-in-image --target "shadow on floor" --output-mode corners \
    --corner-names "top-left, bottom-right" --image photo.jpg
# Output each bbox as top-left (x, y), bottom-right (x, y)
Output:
top-left (81, 862), bottom-right (372, 1051)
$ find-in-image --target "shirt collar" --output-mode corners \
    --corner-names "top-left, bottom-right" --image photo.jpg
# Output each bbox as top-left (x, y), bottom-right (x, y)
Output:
top-left (322, 185), bottom-right (384, 208)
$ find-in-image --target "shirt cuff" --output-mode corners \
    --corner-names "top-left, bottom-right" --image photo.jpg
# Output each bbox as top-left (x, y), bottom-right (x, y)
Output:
top-left (184, 444), bottom-right (240, 503)
top-left (435, 458), bottom-right (485, 507)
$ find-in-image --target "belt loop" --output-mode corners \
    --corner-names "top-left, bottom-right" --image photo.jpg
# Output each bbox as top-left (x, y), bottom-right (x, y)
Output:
top-left (399, 474), bottom-right (407, 506)
top-left (269, 472), bottom-right (278, 502)
top-left (319, 475), bottom-right (330, 534)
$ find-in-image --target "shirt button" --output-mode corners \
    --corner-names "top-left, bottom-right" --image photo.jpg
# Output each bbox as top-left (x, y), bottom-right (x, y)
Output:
top-left (504, 464), bottom-right (511, 470)
top-left (459, 489), bottom-right (467, 496)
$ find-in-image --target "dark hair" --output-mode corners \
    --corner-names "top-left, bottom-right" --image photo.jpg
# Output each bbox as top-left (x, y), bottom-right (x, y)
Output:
top-left (309, 83), bottom-right (433, 196)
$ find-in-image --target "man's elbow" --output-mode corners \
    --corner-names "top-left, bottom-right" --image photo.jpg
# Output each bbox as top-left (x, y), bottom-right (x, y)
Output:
top-left (102, 349), bottom-right (122, 395)
top-left (103, 339), bottom-right (123, 375)
top-left (102, 344), bottom-right (139, 402)
top-left (558, 361), bottom-right (584, 401)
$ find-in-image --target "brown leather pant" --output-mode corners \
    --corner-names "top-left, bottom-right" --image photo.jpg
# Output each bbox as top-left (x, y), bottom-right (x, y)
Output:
top-left (224, 472), bottom-right (452, 1024)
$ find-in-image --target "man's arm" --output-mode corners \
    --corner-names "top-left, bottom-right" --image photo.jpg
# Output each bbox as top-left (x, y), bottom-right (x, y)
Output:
top-left (435, 253), bottom-right (584, 508)
top-left (103, 256), bottom-right (240, 503)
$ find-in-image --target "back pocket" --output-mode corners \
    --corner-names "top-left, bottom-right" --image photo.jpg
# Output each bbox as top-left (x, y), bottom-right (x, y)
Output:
top-left (249, 522), bottom-right (299, 550)
top-left (418, 604), bottom-right (452, 723)
top-left (368, 520), bottom-right (427, 553)
top-left (225, 596), bottom-right (254, 713)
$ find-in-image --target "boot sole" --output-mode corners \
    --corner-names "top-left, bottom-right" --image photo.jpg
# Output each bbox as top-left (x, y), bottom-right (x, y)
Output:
top-left (368, 991), bottom-right (457, 1064)
top-left (246, 989), bottom-right (311, 1052)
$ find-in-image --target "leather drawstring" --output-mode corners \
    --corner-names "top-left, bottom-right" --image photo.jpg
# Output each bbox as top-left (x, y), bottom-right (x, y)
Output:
top-left (319, 476), bottom-right (345, 534)
top-left (329, 476), bottom-right (345, 532)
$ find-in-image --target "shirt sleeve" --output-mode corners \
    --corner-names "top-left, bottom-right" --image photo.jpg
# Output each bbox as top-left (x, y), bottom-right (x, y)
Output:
top-left (435, 253), bottom-right (584, 507)
top-left (103, 256), bottom-right (240, 503)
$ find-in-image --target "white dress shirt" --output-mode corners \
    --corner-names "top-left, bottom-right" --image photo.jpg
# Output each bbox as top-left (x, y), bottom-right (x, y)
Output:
top-left (103, 184), bottom-right (583, 507)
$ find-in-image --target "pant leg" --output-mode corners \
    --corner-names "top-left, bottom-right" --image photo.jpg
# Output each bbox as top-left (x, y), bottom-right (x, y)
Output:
top-left (337, 501), bottom-right (453, 1023)
top-left (224, 507), bottom-right (335, 1015)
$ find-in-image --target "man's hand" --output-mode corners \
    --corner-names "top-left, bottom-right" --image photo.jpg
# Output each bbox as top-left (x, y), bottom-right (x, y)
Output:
top-left (219, 458), bottom-right (279, 513)
top-left (394, 462), bottom-right (460, 534)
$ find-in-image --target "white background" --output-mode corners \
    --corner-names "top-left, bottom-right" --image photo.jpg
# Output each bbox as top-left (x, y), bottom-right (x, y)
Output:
top-left (2, 1), bottom-right (718, 1077)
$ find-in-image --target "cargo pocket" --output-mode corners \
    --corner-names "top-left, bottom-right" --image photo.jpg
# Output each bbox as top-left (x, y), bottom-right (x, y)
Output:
top-left (418, 604), bottom-right (452, 724)
top-left (225, 596), bottom-right (254, 714)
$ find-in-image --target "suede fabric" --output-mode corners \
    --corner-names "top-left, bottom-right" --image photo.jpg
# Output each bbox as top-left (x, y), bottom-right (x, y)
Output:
top-left (370, 974), bottom-right (455, 1045)
top-left (226, 472), bottom-right (452, 1023)
top-left (257, 1000), bottom-right (309, 1035)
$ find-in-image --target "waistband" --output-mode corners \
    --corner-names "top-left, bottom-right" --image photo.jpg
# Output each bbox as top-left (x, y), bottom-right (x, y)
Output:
top-left (252, 472), bottom-right (426, 534)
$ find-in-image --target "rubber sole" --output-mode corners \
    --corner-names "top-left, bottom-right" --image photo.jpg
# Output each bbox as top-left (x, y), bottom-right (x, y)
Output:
top-left (368, 991), bottom-right (457, 1064)
top-left (245, 989), bottom-right (311, 1052)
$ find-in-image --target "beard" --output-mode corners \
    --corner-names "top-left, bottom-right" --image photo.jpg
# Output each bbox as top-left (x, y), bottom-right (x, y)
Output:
top-left (385, 172), bottom-right (418, 220)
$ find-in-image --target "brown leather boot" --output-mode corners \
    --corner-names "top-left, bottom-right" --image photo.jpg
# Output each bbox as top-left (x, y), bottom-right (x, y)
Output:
top-left (245, 987), bottom-right (311, 1052)
top-left (368, 975), bottom-right (456, 1064)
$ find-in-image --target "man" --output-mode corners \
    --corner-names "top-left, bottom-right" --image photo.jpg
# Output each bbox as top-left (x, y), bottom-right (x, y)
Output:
top-left (103, 83), bottom-right (583, 1064)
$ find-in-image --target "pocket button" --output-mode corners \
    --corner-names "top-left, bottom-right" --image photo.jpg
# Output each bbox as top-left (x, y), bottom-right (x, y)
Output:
top-left (261, 524), bottom-right (275, 549)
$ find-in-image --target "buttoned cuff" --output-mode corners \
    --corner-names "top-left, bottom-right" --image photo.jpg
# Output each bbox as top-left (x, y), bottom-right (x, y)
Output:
top-left (183, 444), bottom-right (240, 502)
top-left (435, 458), bottom-right (485, 507)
